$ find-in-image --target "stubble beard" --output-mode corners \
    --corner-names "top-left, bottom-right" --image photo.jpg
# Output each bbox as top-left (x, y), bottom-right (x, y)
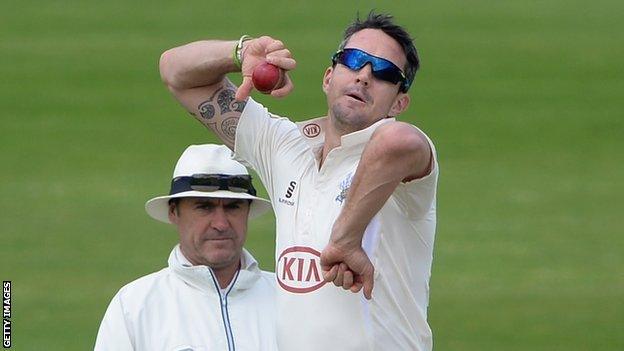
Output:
top-left (180, 236), bottom-right (239, 270)
top-left (330, 103), bottom-right (369, 135)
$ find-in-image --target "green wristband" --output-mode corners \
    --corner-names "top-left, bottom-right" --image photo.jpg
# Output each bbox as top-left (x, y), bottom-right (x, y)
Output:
top-left (233, 35), bottom-right (251, 70)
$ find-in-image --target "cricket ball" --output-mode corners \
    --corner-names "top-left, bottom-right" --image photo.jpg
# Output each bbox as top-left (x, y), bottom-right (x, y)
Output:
top-left (252, 62), bottom-right (283, 94)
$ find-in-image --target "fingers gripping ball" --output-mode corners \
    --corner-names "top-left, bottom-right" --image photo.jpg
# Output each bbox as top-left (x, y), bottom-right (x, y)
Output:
top-left (252, 62), bottom-right (284, 94)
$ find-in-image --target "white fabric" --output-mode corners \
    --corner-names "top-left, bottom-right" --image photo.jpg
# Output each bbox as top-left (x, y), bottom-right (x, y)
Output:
top-left (234, 98), bottom-right (439, 351)
top-left (144, 144), bottom-right (273, 223)
top-left (94, 245), bottom-right (278, 351)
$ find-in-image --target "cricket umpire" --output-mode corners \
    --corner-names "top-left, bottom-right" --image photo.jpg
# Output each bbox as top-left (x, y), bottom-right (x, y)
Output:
top-left (94, 144), bottom-right (277, 351)
top-left (159, 11), bottom-right (438, 351)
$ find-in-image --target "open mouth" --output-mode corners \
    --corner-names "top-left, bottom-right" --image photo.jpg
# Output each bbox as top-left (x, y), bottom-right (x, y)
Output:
top-left (346, 93), bottom-right (365, 103)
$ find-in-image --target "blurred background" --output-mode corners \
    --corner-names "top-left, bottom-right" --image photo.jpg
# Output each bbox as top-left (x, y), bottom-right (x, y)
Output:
top-left (1, 0), bottom-right (622, 349)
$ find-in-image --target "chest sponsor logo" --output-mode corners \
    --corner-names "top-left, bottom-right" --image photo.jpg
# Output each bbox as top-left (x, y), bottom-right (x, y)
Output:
top-left (302, 123), bottom-right (321, 138)
top-left (277, 246), bottom-right (326, 293)
top-left (335, 172), bottom-right (353, 205)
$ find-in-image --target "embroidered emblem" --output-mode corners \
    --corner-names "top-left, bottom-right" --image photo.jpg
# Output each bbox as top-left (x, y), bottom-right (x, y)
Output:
top-left (335, 172), bottom-right (353, 204)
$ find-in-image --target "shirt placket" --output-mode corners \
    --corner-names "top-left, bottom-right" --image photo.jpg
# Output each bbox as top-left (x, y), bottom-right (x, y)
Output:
top-left (298, 174), bottom-right (315, 241)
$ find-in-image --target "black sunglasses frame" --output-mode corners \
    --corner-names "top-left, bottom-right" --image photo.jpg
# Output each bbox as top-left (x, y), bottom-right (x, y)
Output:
top-left (170, 174), bottom-right (257, 196)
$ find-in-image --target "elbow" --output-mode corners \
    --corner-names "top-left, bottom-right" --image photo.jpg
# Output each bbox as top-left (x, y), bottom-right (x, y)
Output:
top-left (159, 49), bottom-right (177, 87)
top-left (372, 122), bottom-right (431, 177)
top-left (374, 122), bottom-right (427, 156)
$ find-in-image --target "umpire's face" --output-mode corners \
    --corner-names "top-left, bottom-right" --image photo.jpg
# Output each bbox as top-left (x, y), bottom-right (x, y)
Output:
top-left (168, 197), bottom-right (250, 271)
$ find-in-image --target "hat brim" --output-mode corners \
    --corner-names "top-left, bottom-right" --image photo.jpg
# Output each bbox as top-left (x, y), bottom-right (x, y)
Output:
top-left (145, 190), bottom-right (273, 224)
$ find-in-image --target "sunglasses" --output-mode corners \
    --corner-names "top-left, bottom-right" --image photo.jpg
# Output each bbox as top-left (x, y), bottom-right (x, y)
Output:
top-left (332, 48), bottom-right (411, 92)
top-left (170, 174), bottom-right (256, 196)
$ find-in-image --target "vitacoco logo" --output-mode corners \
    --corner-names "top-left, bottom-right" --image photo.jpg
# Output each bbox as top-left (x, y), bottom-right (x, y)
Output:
top-left (302, 123), bottom-right (321, 138)
top-left (277, 246), bottom-right (326, 293)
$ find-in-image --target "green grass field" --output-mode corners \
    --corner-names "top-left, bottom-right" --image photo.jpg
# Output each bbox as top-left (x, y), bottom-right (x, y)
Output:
top-left (1, 1), bottom-right (622, 349)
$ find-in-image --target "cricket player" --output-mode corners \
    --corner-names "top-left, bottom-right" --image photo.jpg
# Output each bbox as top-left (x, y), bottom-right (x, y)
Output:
top-left (94, 144), bottom-right (277, 351)
top-left (159, 12), bottom-right (438, 351)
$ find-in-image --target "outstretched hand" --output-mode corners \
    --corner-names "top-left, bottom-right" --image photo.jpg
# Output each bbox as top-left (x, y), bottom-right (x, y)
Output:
top-left (235, 36), bottom-right (297, 101)
top-left (320, 240), bottom-right (375, 300)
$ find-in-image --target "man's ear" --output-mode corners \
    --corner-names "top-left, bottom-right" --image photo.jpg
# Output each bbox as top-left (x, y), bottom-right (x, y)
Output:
top-left (388, 93), bottom-right (410, 117)
top-left (168, 202), bottom-right (178, 224)
top-left (322, 66), bottom-right (333, 94)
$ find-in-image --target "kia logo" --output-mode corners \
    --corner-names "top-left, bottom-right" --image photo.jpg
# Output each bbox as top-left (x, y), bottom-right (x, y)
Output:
top-left (302, 123), bottom-right (321, 138)
top-left (277, 246), bottom-right (326, 293)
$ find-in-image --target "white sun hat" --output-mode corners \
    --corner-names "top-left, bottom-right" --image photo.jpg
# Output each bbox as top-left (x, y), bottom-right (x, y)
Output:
top-left (145, 144), bottom-right (272, 223)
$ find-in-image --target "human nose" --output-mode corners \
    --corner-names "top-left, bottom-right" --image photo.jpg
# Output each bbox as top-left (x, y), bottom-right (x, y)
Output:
top-left (355, 63), bottom-right (373, 88)
top-left (211, 207), bottom-right (230, 232)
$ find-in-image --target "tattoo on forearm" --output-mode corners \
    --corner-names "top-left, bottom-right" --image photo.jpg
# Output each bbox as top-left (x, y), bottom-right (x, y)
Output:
top-left (217, 89), bottom-right (246, 114)
top-left (194, 81), bottom-right (245, 147)
top-left (221, 117), bottom-right (239, 144)
top-left (197, 84), bottom-right (246, 121)
top-left (198, 103), bottom-right (214, 119)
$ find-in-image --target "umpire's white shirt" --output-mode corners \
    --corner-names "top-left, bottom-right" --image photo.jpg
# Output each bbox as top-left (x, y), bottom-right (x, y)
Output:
top-left (234, 98), bottom-right (438, 351)
top-left (94, 245), bottom-right (277, 351)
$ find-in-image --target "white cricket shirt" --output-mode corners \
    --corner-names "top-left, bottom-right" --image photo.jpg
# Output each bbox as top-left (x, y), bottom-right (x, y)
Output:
top-left (94, 245), bottom-right (278, 351)
top-left (234, 98), bottom-right (439, 351)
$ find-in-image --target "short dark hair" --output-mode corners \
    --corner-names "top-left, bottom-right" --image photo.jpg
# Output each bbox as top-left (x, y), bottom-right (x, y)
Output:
top-left (338, 11), bottom-right (420, 92)
top-left (168, 198), bottom-right (181, 215)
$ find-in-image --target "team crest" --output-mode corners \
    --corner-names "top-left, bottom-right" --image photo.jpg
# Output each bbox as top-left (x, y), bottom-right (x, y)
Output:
top-left (335, 172), bottom-right (353, 204)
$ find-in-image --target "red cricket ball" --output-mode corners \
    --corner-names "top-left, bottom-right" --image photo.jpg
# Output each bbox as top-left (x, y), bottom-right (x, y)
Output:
top-left (252, 62), bottom-right (283, 94)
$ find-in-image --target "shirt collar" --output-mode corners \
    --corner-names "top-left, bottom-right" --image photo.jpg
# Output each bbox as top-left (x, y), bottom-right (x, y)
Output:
top-left (169, 244), bottom-right (261, 294)
top-left (296, 116), bottom-right (396, 151)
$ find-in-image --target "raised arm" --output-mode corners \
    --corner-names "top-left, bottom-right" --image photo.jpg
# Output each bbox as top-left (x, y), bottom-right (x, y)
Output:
top-left (159, 37), bottom-right (296, 149)
top-left (320, 121), bottom-right (432, 299)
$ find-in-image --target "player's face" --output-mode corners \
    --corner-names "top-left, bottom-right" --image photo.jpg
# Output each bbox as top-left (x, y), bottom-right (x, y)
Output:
top-left (323, 28), bottom-right (411, 134)
top-left (169, 197), bottom-right (249, 271)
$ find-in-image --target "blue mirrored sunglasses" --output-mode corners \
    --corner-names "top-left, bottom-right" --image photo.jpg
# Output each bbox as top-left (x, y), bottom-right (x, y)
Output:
top-left (331, 48), bottom-right (411, 92)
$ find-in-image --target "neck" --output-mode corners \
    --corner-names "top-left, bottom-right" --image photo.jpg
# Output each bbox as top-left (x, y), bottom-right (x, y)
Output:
top-left (179, 246), bottom-right (241, 289)
top-left (320, 112), bottom-right (358, 167)
top-left (212, 262), bottom-right (241, 289)
top-left (320, 126), bottom-right (341, 167)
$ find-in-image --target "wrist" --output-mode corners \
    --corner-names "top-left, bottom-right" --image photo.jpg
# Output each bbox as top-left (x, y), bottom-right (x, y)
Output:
top-left (232, 35), bottom-right (252, 70)
top-left (330, 217), bottom-right (364, 248)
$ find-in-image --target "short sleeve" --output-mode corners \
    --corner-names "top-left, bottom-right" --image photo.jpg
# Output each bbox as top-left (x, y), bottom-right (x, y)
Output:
top-left (391, 131), bottom-right (439, 219)
top-left (233, 98), bottom-right (301, 198)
